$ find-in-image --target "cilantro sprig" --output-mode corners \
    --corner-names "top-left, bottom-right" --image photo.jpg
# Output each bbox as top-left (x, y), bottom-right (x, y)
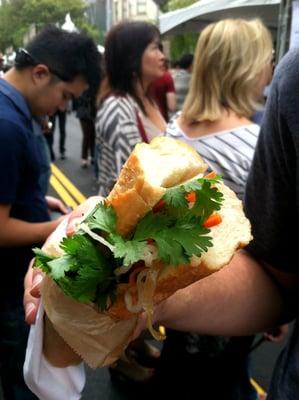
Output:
top-left (34, 174), bottom-right (223, 308)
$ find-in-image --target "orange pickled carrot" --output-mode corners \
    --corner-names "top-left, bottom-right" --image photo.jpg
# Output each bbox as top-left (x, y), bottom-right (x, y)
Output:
top-left (186, 191), bottom-right (196, 203)
top-left (203, 213), bottom-right (222, 228)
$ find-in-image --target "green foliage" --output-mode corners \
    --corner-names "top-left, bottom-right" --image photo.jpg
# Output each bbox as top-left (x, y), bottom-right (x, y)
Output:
top-left (34, 234), bottom-right (117, 310)
top-left (161, 0), bottom-right (196, 12)
top-left (161, 0), bottom-right (198, 62)
top-left (0, 0), bottom-right (100, 50)
top-left (169, 32), bottom-right (198, 62)
top-left (79, 21), bottom-right (104, 44)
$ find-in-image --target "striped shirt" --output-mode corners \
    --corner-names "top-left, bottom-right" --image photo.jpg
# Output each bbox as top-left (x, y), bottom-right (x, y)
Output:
top-left (166, 117), bottom-right (260, 200)
top-left (95, 95), bottom-right (142, 196)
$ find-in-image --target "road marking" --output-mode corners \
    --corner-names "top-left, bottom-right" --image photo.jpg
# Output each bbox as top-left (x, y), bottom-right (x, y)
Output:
top-left (50, 163), bottom-right (86, 206)
top-left (49, 175), bottom-right (79, 209)
top-left (251, 378), bottom-right (266, 396)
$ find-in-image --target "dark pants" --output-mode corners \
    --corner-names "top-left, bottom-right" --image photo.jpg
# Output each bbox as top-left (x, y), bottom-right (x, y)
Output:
top-left (0, 307), bottom-right (38, 400)
top-left (80, 118), bottom-right (95, 161)
top-left (52, 111), bottom-right (67, 156)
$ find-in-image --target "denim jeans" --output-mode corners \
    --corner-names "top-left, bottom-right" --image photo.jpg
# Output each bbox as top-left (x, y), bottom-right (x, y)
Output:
top-left (0, 306), bottom-right (38, 400)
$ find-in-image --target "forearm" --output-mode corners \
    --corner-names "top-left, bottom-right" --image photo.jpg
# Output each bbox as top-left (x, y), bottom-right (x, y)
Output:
top-left (154, 251), bottom-right (285, 336)
top-left (0, 217), bottom-right (62, 247)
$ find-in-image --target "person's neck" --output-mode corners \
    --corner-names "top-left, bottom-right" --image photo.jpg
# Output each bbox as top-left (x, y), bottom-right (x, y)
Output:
top-left (4, 68), bottom-right (30, 99)
top-left (178, 108), bottom-right (252, 138)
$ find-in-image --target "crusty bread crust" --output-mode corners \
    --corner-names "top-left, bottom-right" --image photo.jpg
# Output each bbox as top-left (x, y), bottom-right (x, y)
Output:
top-left (106, 182), bottom-right (252, 320)
top-left (107, 137), bottom-right (207, 236)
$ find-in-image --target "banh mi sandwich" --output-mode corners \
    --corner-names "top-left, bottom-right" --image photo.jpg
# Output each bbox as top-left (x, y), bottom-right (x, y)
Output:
top-left (34, 137), bottom-right (252, 343)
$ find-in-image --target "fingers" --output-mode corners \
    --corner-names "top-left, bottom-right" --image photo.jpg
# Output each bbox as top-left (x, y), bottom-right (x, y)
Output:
top-left (45, 196), bottom-right (70, 215)
top-left (131, 312), bottom-right (147, 341)
top-left (23, 260), bottom-right (44, 324)
top-left (56, 200), bottom-right (69, 215)
top-left (66, 196), bottom-right (103, 236)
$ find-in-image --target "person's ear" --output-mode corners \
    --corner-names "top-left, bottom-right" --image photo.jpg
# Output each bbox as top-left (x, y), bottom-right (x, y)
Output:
top-left (31, 64), bottom-right (51, 85)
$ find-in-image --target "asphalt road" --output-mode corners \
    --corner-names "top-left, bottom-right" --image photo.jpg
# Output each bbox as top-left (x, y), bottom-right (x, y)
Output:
top-left (3, 112), bottom-right (286, 400)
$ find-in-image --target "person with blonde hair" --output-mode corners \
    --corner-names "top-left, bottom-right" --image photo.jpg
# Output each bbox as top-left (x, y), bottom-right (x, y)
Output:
top-left (162, 18), bottom-right (273, 399)
top-left (167, 18), bottom-right (273, 199)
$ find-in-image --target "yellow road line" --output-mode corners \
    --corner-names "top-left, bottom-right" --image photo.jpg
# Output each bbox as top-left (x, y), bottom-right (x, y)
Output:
top-left (49, 175), bottom-right (78, 209)
top-left (251, 378), bottom-right (266, 396)
top-left (51, 163), bottom-right (86, 205)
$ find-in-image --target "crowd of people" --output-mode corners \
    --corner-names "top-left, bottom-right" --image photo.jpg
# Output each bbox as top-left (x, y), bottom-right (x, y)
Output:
top-left (0, 14), bottom-right (298, 400)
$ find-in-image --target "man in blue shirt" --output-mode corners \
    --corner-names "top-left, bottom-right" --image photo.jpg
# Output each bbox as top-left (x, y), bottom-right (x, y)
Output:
top-left (0, 25), bottom-right (101, 399)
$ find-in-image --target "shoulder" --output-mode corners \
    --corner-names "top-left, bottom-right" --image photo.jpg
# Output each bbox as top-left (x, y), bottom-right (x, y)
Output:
top-left (165, 114), bottom-right (183, 138)
top-left (97, 95), bottom-right (136, 122)
top-left (0, 117), bottom-right (26, 143)
top-left (231, 124), bottom-right (260, 136)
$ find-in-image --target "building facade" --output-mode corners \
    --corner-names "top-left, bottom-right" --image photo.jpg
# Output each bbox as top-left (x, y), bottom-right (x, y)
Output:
top-left (113, 0), bottom-right (159, 24)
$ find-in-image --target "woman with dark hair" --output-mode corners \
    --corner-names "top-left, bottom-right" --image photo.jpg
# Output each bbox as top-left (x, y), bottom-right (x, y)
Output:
top-left (95, 20), bottom-right (166, 197)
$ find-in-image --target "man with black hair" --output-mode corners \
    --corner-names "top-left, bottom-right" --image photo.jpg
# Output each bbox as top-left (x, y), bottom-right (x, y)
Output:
top-left (0, 25), bottom-right (101, 399)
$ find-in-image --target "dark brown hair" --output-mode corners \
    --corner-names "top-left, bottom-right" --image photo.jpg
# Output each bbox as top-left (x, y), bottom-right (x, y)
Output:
top-left (103, 20), bottom-right (160, 111)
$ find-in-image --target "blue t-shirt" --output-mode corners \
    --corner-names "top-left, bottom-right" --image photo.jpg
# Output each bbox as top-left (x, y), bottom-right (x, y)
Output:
top-left (0, 79), bottom-right (50, 309)
top-left (244, 47), bottom-right (299, 399)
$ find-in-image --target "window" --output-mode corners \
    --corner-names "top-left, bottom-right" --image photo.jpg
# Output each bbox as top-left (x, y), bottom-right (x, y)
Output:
top-left (137, 0), bottom-right (146, 15)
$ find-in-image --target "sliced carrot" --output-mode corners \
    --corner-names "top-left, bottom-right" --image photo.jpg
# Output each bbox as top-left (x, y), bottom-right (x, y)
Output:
top-left (186, 191), bottom-right (196, 203)
top-left (129, 265), bottom-right (146, 287)
top-left (153, 199), bottom-right (166, 213)
top-left (203, 212), bottom-right (222, 228)
top-left (205, 171), bottom-right (217, 179)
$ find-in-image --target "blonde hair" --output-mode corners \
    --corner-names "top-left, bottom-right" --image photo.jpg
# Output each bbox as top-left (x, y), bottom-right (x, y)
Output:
top-left (182, 18), bottom-right (273, 123)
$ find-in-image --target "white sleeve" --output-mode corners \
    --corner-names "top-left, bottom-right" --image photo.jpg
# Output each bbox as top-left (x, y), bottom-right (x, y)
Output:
top-left (23, 302), bottom-right (86, 400)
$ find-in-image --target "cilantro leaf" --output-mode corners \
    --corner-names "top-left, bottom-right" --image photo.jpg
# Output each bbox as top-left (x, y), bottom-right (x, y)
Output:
top-left (110, 234), bottom-right (147, 266)
top-left (132, 211), bottom-right (213, 265)
top-left (47, 255), bottom-right (75, 280)
top-left (33, 234), bottom-right (117, 310)
top-left (33, 248), bottom-right (55, 274)
top-left (61, 261), bottom-right (114, 304)
top-left (84, 203), bottom-right (117, 233)
top-left (153, 234), bottom-right (188, 265)
top-left (192, 180), bottom-right (223, 220)
top-left (163, 187), bottom-right (188, 208)
top-left (134, 212), bottom-right (175, 241)
top-left (171, 217), bottom-right (213, 256)
top-left (182, 179), bottom-right (204, 192)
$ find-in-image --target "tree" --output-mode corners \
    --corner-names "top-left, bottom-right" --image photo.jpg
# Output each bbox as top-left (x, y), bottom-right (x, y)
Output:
top-left (161, 0), bottom-right (198, 62)
top-left (0, 0), bottom-right (101, 50)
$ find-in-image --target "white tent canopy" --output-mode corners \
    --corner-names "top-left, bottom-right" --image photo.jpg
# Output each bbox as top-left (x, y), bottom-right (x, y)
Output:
top-left (62, 13), bottom-right (79, 33)
top-left (159, 0), bottom-right (281, 35)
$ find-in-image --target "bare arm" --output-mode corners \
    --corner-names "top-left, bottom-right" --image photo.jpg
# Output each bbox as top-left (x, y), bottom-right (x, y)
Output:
top-left (151, 251), bottom-right (290, 336)
top-left (0, 204), bottom-right (65, 247)
top-left (166, 92), bottom-right (176, 113)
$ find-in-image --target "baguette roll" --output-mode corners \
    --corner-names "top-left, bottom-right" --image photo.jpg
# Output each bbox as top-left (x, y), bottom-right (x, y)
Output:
top-left (107, 137), bottom-right (207, 236)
